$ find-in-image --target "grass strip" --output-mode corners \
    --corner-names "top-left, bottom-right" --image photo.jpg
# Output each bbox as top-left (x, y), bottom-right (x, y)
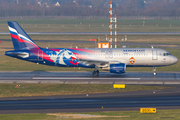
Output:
top-left (0, 84), bottom-right (171, 98)
top-left (0, 109), bottom-right (180, 120)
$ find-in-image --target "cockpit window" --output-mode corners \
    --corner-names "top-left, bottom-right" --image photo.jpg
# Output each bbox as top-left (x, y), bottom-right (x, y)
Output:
top-left (163, 53), bottom-right (171, 56)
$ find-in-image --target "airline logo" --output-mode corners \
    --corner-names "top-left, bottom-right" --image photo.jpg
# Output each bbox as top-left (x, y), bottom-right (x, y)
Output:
top-left (8, 26), bottom-right (38, 48)
top-left (129, 57), bottom-right (135, 64)
top-left (123, 49), bottom-right (145, 52)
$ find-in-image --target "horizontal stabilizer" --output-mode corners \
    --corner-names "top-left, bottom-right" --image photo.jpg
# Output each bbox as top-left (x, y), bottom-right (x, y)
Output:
top-left (6, 51), bottom-right (29, 58)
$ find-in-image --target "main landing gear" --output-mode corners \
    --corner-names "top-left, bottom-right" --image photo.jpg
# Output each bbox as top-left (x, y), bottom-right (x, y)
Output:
top-left (92, 70), bottom-right (99, 77)
top-left (92, 66), bottom-right (99, 77)
top-left (153, 67), bottom-right (156, 76)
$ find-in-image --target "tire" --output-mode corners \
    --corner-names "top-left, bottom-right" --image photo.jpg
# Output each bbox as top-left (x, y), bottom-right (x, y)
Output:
top-left (92, 70), bottom-right (99, 77)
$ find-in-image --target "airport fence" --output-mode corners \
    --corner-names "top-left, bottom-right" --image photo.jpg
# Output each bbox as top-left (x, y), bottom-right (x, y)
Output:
top-left (0, 16), bottom-right (180, 20)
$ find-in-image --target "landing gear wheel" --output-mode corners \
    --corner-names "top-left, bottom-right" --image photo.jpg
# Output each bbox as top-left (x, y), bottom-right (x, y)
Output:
top-left (153, 72), bottom-right (156, 76)
top-left (153, 67), bottom-right (156, 76)
top-left (92, 70), bottom-right (99, 77)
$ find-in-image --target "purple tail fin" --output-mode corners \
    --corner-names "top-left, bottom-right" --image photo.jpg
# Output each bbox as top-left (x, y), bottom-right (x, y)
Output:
top-left (8, 21), bottom-right (39, 50)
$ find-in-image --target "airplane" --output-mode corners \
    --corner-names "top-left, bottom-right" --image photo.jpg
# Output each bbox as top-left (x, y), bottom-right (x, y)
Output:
top-left (5, 21), bottom-right (178, 77)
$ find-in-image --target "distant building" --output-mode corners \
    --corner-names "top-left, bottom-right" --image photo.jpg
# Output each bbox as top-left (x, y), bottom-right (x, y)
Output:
top-left (88, 5), bottom-right (92, 8)
top-left (144, 0), bottom-right (152, 4)
top-left (16, 0), bottom-right (19, 4)
top-left (37, 1), bottom-right (41, 6)
top-left (37, 1), bottom-right (49, 8)
top-left (44, 2), bottom-right (49, 8)
top-left (55, 2), bottom-right (60, 7)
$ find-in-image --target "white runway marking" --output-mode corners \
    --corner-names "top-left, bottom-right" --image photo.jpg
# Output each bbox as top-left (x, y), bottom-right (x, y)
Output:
top-left (33, 77), bottom-right (141, 80)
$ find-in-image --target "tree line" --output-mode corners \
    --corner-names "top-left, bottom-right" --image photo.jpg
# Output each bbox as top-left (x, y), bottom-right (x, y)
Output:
top-left (0, 0), bottom-right (180, 17)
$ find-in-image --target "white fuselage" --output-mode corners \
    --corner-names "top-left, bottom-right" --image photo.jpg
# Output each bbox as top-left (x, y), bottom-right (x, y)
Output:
top-left (74, 48), bottom-right (178, 67)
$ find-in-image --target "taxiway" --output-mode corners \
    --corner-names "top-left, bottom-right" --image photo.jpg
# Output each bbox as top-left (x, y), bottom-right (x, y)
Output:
top-left (0, 71), bottom-right (180, 84)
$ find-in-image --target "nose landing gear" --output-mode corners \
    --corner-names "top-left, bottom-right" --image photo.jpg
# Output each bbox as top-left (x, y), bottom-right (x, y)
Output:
top-left (153, 67), bottom-right (156, 76)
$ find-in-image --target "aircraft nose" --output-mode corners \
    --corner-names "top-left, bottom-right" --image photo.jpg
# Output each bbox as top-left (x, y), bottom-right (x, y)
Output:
top-left (174, 56), bottom-right (178, 64)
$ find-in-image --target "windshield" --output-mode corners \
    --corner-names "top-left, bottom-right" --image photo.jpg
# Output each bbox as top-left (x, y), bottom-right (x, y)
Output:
top-left (163, 53), bottom-right (171, 56)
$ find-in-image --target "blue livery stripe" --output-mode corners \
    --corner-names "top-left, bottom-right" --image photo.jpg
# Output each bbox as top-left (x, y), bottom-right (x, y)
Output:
top-left (10, 31), bottom-right (18, 35)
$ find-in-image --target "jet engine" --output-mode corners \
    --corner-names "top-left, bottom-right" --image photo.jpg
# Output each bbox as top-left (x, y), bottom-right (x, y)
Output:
top-left (102, 63), bottom-right (126, 74)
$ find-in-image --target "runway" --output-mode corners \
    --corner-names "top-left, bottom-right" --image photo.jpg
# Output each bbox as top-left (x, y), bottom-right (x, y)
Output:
top-left (1, 71), bottom-right (180, 84)
top-left (0, 87), bottom-right (180, 114)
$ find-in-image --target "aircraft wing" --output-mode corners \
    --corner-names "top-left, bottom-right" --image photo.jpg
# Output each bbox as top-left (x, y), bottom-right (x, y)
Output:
top-left (79, 58), bottom-right (120, 67)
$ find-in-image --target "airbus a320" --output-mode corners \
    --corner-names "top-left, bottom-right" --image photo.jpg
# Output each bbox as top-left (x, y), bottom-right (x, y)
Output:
top-left (5, 21), bottom-right (178, 76)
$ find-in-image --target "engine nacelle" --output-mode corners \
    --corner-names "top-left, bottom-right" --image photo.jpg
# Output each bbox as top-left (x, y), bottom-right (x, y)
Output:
top-left (102, 63), bottom-right (126, 74)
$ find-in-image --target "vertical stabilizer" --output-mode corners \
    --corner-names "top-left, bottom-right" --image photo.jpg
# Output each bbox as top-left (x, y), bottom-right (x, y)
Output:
top-left (8, 21), bottom-right (39, 50)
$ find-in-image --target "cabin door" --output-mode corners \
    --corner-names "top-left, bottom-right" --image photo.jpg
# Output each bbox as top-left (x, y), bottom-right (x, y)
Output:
top-left (152, 50), bottom-right (157, 60)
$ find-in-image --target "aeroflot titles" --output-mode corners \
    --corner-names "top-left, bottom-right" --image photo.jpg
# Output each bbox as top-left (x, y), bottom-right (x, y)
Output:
top-left (123, 50), bottom-right (145, 52)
